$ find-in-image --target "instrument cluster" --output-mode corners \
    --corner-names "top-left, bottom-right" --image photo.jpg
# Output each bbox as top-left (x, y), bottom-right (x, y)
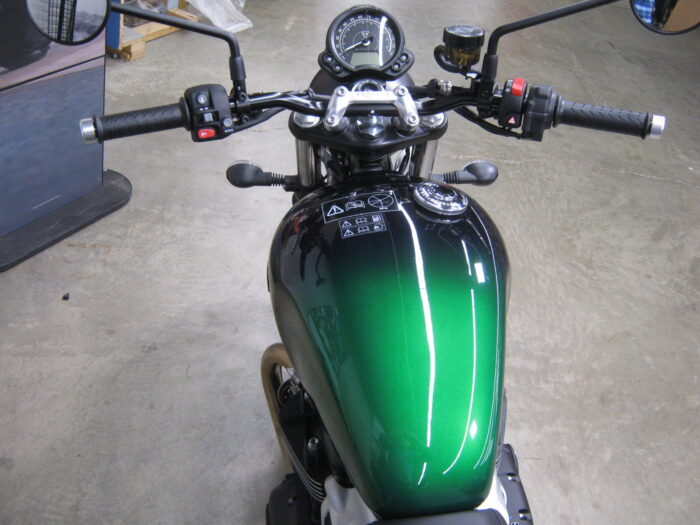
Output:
top-left (318, 5), bottom-right (414, 80)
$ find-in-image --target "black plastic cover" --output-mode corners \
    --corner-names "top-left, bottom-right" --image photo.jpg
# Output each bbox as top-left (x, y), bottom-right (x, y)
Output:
top-left (520, 84), bottom-right (559, 141)
top-left (498, 444), bottom-right (533, 524)
top-left (430, 161), bottom-right (499, 186)
top-left (226, 161), bottom-right (266, 187)
top-left (267, 474), bottom-right (315, 525)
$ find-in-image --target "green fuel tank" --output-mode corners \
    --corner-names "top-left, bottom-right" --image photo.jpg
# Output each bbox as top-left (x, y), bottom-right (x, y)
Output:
top-left (268, 181), bottom-right (509, 519)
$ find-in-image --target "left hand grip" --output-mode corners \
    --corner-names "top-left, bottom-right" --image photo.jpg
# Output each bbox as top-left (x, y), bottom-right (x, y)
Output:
top-left (81, 101), bottom-right (190, 143)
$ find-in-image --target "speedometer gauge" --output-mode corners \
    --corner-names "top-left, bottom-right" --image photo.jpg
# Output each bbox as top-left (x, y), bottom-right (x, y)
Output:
top-left (336, 13), bottom-right (396, 68)
top-left (319, 6), bottom-right (414, 80)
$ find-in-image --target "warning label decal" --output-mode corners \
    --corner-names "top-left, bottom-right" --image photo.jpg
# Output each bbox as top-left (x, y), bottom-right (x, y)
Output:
top-left (321, 191), bottom-right (398, 223)
top-left (338, 213), bottom-right (388, 239)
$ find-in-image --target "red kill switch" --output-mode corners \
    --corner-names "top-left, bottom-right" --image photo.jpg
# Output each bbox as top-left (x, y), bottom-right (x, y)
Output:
top-left (197, 128), bottom-right (216, 139)
top-left (511, 78), bottom-right (526, 97)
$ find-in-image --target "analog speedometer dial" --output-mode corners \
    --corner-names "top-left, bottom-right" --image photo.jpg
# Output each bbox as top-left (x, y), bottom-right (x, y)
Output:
top-left (335, 13), bottom-right (397, 68)
top-left (319, 6), bottom-right (412, 79)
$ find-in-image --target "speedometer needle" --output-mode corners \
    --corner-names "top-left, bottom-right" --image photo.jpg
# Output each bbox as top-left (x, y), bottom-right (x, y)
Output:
top-left (343, 37), bottom-right (373, 52)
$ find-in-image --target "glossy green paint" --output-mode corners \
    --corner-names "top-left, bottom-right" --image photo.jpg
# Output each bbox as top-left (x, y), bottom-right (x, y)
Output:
top-left (269, 183), bottom-right (508, 518)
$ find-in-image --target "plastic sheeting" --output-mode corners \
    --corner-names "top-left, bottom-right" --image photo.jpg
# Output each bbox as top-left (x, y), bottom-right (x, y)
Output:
top-left (123, 0), bottom-right (162, 27)
top-left (186, 0), bottom-right (252, 34)
top-left (123, 0), bottom-right (252, 34)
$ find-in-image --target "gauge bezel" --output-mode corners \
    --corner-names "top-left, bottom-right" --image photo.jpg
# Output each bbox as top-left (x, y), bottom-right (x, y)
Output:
top-left (320, 5), bottom-right (413, 80)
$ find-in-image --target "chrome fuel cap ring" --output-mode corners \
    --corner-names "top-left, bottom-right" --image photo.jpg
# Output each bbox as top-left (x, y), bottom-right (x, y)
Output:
top-left (413, 182), bottom-right (468, 216)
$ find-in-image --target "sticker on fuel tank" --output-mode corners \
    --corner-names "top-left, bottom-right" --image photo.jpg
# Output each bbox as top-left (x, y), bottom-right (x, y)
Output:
top-left (321, 191), bottom-right (398, 223)
top-left (339, 213), bottom-right (388, 239)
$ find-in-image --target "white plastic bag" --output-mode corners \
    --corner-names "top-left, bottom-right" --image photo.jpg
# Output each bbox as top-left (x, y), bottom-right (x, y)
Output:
top-left (123, 0), bottom-right (163, 27)
top-left (186, 0), bottom-right (252, 34)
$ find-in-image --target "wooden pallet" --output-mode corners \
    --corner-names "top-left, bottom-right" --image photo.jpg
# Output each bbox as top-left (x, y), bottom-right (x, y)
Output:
top-left (106, 2), bottom-right (198, 61)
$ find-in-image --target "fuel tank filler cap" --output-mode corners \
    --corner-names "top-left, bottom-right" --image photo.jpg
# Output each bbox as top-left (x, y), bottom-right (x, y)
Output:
top-left (413, 182), bottom-right (468, 216)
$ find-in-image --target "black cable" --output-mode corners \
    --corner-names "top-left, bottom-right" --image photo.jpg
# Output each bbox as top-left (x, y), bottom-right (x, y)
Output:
top-left (234, 108), bottom-right (285, 132)
top-left (455, 107), bottom-right (521, 138)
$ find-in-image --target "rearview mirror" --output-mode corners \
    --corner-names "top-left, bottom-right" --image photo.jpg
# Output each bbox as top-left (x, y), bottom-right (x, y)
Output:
top-left (25, 0), bottom-right (109, 45)
top-left (631, 0), bottom-right (700, 34)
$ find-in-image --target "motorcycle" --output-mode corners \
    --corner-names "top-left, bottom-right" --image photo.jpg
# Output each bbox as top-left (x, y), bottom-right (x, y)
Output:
top-left (25, 0), bottom-right (695, 522)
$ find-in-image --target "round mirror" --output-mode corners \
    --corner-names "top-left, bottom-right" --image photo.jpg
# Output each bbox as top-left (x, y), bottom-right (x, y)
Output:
top-left (25, 0), bottom-right (109, 45)
top-left (631, 0), bottom-right (700, 34)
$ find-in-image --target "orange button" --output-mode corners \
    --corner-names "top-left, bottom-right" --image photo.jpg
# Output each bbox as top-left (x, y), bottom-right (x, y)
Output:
top-left (511, 78), bottom-right (525, 97)
top-left (197, 128), bottom-right (216, 139)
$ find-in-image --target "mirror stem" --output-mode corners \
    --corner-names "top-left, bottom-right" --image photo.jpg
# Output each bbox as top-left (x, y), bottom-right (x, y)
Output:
top-left (110, 2), bottom-right (247, 98)
top-left (486, 0), bottom-right (619, 58)
top-left (478, 0), bottom-right (619, 114)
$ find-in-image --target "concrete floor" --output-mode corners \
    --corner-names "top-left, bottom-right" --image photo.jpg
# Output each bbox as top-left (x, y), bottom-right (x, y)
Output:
top-left (1, 1), bottom-right (699, 523)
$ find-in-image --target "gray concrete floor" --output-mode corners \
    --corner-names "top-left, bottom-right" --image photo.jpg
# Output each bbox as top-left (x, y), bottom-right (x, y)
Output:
top-left (2, 1), bottom-right (699, 523)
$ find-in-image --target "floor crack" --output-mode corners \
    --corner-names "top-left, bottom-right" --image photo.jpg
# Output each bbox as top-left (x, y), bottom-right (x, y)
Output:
top-left (602, 168), bottom-right (700, 191)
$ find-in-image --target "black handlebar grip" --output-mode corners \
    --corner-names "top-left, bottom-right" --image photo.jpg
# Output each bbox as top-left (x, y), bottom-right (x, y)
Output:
top-left (554, 100), bottom-right (664, 139)
top-left (90, 100), bottom-right (190, 142)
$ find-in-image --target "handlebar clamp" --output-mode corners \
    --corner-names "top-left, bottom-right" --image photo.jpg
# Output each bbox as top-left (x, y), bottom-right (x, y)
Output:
top-left (323, 86), bottom-right (419, 133)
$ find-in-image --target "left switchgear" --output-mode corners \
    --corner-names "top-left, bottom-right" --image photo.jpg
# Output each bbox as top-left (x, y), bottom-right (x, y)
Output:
top-left (184, 84), bottom-right (235, 142)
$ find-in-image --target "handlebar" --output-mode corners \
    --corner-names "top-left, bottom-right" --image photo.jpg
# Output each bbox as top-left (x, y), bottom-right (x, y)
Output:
top-left (80, 82), bottom-right (665, 144)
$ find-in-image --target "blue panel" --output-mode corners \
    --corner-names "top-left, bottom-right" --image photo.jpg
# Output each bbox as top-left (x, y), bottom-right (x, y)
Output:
top-left (0, 60), bottom-right (104, 237)
top-left (106, 7), bottom-right (122, 50)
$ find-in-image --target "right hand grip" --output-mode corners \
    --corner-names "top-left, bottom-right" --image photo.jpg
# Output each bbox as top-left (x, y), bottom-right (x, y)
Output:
top-left (554, 100), bottom-right (664, 139)
top-left (82, 101), bottom-right (190, 143)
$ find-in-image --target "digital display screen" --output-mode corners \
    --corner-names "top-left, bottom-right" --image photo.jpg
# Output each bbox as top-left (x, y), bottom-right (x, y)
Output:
top-left (351, 51), bottom-right (381, 66)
